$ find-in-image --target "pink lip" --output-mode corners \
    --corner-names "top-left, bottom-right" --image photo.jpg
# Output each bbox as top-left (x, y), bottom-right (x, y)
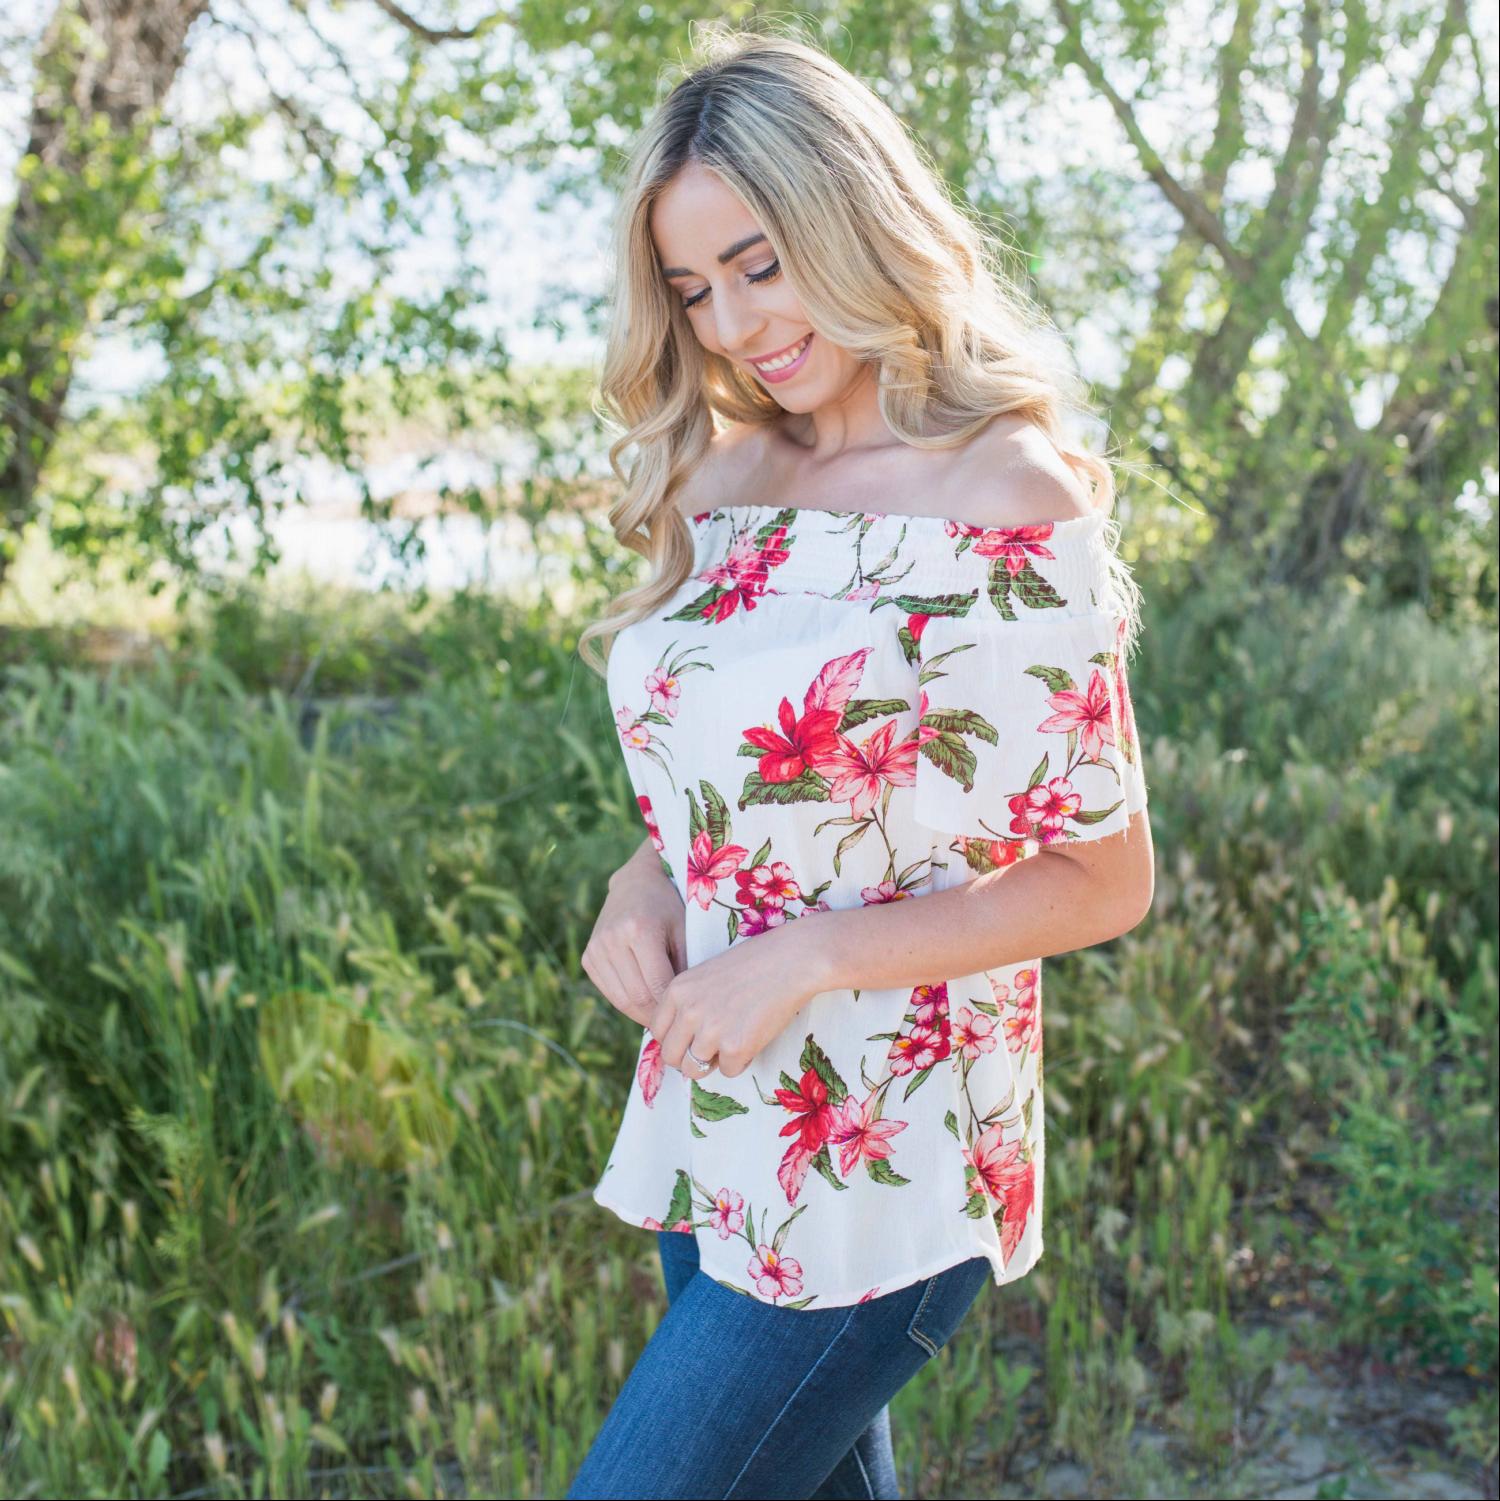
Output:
top-left (748, 333), bottom-right (813, 384)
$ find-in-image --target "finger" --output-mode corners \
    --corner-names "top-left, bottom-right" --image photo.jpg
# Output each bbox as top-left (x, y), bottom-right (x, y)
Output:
top-left (611, 946), bottom-right (665, 1026)
top-left (585, 948), bottom-right (651, 1027)
top-left (632, 940), bottom-right (678, 1009)
top-left (657, 1000), bottom-right (705, 1073)
top-left (647, 986), bottom-right (678, 1047)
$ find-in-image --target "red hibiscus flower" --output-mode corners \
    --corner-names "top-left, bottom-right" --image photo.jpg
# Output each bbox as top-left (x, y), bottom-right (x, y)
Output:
top-left (743, 695), bottom-right (844, 784)
top-left (970, 523), bottom-right (1057, 575)
top-left (701, 526), bottom-right (791, 621)
top-left (774, 1066), bottom-right (837, 1152)
top-left (964, 1126), bottom-right (1037, 1264)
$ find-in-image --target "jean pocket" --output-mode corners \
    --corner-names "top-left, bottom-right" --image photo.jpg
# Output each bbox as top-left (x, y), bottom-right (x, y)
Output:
top-left (904, 1256), bottom-right (991, 1358)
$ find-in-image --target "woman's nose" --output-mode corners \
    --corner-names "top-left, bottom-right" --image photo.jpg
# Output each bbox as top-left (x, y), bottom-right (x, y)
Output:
top-left (715, 290), bottom-right (766, 359)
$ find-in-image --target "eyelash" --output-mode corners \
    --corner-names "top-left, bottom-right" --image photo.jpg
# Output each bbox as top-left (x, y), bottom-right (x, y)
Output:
top-left (683, 258), bottom-right (781, 309)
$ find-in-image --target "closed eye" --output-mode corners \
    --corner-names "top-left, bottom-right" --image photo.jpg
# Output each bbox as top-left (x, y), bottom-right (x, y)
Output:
top-left (683, 258), bottom-right (781, 309)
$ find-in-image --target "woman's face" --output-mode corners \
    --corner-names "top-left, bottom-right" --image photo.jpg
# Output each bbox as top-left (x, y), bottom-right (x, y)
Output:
top-left (649, 160), bottom-right (865, 412)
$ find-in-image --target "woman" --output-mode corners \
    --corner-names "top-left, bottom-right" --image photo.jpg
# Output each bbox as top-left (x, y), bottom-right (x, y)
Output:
top-left (569, 25), bottom-right (1154, 1501)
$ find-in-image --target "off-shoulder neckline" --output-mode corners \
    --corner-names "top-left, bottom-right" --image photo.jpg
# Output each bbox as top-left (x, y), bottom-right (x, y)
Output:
top-left (684, 501), bottom-right (1109, 534)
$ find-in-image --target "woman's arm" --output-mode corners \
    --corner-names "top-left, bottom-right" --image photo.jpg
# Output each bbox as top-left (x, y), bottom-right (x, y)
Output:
top-left (798, 811), bottom-right (1154, 996)
top-left (646, 810), bottom-right (1153, 1079)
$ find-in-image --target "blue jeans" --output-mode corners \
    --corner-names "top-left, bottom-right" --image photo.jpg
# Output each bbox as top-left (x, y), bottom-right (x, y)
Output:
top-left (566, 1230), bottom-right (992, 1499)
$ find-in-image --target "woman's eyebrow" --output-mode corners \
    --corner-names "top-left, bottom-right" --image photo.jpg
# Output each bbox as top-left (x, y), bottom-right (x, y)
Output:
top-left (660, 232), bottom-right (768, 279)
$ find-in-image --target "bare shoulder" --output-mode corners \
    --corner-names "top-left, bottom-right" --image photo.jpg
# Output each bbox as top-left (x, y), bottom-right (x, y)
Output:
top-left (673, 421), bottom-right (767, 519)
top-left (950, 415), bottom-right (1098, 528)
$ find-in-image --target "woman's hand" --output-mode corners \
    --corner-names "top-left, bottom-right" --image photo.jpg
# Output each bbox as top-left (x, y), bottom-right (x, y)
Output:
top-left (581, 847), bottom-right (687, 1027)
top-left (651, 919), bottom-right (831, 1080)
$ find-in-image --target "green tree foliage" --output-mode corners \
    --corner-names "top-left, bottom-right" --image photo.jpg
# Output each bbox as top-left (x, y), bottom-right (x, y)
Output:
top-left (1, 2), bottom-right (1495, 615)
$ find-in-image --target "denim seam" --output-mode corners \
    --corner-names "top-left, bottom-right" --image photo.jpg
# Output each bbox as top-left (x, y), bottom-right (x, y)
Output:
top-left (849, 1440), bottom-right (876, 1501)
top-left (722, 1303), bottom-right (861, 1499)
top-left (905, 1276), bottom-right (940, 1358)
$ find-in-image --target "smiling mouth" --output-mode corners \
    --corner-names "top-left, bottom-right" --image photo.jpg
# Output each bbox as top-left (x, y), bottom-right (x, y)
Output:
top-left (748, 333), bottom-right (813, 377)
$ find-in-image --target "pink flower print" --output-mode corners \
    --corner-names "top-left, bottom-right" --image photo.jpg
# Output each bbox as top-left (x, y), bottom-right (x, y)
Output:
top-left (952, 1006), bottom-right (998, 1061)
top-left (671, 1218), bottom-right (693, 1233)
top-left (889, 1022), bottom-right (946, 1075)
top-left (701, 525), bottom-right (791, 621)
top-left (1003, 968), bottom-right (1042, 1055)
top-left (615, 704), bottom-right (652, 751)
top-left (1008, 776), bottom-right (1082, 843)
top-left (910, 982), bottom-right (949, 1030)
top-left (887, 1032), bottom-right (921, 1076)
top-left (843, 580), bottom-right (881, 602)
top-left (637, 1037), bottom-right (664, 1106)
top-left (1037, 668), bottom-right (1116, 763)
top-left (736, 862), bottom-right (801, 910)
top-left (777, 1140), bottom-right (815, 1204)
top-left (737, 904), bottom-right (789, 938)
top-left (637, 795), bottom-right (664, 853)
top-left (710, 1188), bottom-right (745, 1240)
top-left (685, 829), bottom-right (749, 910)
top-left (749, 1244), bottom-right (804, 1301)
top-left (943, 519), bottom-right (985, 540)
top-left (907, 612), bottom-right (931, 644)
top-left (644, 666), bottom-right (682, 717)
top-left (860, 878), bottom-right (909, 904)
top-left (642, 1215), bottom-right (663, 1230)
top-left (963, 1126), bottom-right (1036, 1264)
top-left (970, 523), bottom-right (1058, 575)
top-left (820, 719), bottom-right (920, 818)
top-left (858, 1287), bottom-right (881, 1302)
top-left (826, 1092), bottom-right (908, 1177)
top-left (913, 687), bottom-right (942, 747)
top-left (743, 697), bottom-right (844, 784)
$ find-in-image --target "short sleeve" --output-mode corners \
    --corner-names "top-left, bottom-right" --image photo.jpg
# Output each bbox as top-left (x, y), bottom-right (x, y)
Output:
top-left (912, 605), bottom-right (1148, 869)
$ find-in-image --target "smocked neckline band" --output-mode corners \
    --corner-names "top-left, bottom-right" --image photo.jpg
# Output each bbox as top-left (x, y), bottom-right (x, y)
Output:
top-left (686, 503), bottom-right (1114, 609)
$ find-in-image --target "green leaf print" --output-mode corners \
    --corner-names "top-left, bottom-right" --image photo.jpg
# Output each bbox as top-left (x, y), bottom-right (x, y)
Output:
top-left (690, 1118), bottom-right (705, 1138)
top-left (701, 779), bottom-right (732, 851)
top-left (865, 1156), bottom-right (911, 1187)
top-left (799, 1034), bottom-right (849, 1105)
top-left (838, 696), bottom-right (911, 731)
top-left (917, 730), bottom-right (978, 793)
top-left (902, 1064), bottom-right (936, 1102)
top-left (963, 1191), bottom-right (990, 1219)
top-left (832, 821), bottom-right (871, 875)
top-left (810, 1144), bottom-right (848, 1193)
top-left (685, 784), bottom-right (705, 841)
top-left (1010, 559), bottom-right (1067, 612)
top-left (772, 1201), bottom-right (807, 1253)
top-left (943, 1109), bottom-right (960, 1139)
top-left (921, 706), bottom-right (999, 745)
top-left (691, 1079), bottom-right (750, 1123)
top-left (1023, 662), bottom-right (1077, 695)
top-left (665, 584), bottom-right (732, 622)
top-left (886, 590), bottom-right (978, 618)
top-left (750, 837), bottom-right (773, 868)
top-left (738, 769), bottom-right (830, 810)
top-left (665, 1169), bottom-right (693, 1228)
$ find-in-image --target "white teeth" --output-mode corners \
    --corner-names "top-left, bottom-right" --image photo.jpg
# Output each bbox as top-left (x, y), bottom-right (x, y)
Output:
top-left (753, 335), bottom-right (810, 372)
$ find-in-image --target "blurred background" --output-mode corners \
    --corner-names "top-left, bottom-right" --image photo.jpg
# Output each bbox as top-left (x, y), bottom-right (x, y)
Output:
top-left (0, 3), bottom-right (1495, 1497)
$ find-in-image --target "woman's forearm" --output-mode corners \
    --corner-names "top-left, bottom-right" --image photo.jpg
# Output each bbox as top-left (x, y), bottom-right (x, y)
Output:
top-left (796, 848), bottom-right (1145, 995)
top-left (609, 832), bottom-right (666, 891)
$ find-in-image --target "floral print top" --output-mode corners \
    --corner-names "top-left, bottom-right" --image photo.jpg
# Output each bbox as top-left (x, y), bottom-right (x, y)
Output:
top-left (593, 502), bottom-right (1149, 1309)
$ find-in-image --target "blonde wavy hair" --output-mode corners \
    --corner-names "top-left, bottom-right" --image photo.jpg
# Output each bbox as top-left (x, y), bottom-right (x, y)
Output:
top-left (577, 23), bottom-right (1142, 677)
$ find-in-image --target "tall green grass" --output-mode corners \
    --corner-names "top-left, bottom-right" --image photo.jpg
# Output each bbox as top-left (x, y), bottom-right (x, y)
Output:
top-left (0, 564), bottom-right (1494, 1497)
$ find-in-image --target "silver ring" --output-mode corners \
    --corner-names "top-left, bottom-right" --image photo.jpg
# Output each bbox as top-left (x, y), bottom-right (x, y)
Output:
top-left (684, 1045), bottom-right (714, 1075)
